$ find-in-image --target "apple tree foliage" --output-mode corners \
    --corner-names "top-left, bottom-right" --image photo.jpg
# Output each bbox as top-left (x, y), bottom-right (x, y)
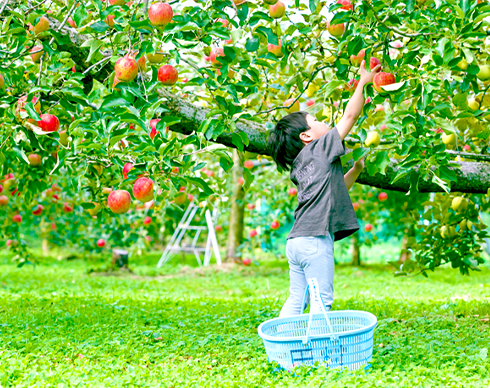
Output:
top-left (0, 0), bottom-right (489, 274)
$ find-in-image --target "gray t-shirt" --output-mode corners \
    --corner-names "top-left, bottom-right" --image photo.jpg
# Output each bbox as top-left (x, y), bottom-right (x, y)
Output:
top-left (287, 126), bottom-right (359, 242)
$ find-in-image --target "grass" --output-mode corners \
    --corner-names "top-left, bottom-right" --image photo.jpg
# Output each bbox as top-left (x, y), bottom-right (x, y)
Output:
top-left (0, 246), bottom-right (490, 387)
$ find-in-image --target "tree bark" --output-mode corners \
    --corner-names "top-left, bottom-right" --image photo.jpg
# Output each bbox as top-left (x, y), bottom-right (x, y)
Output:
top-left (399, 225), bottom-right (415, 263)
top-left (226, 149), bottom-right (245, 262)
top-left (351, 234), bottom-right (361, 266)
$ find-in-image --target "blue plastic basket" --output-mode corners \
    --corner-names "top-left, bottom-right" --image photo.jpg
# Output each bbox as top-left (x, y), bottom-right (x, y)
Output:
top-left (258, 278), bottom-right (377, 372)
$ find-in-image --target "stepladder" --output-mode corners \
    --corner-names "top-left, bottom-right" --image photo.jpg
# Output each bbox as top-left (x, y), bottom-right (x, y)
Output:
top-left (157, 202), bottom-right (222, 268)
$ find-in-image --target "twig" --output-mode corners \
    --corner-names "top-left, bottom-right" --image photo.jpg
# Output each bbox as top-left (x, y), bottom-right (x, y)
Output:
top-left (82, 56), bottom-right (111, 75)
top-left (0, 0), bottom-right (9, 15)
top-left (256, 64), bottom-right (330, 115)
top-left (24, 0), bottom-right (49, 14)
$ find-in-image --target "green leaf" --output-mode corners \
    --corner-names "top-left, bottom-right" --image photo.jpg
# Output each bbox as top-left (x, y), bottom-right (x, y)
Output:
top-left (231, 133), bottom-right (244, 152)
top-left (25, 102), bottom-right (41, 121)
top-left (186, 177), bottom-right (213, 195)
top-left (255, 27), bottom-right (278, 46)
top-left (245, 38), bottom-right (259, 52)
top-left (322, 80), bottom-right (344, 100)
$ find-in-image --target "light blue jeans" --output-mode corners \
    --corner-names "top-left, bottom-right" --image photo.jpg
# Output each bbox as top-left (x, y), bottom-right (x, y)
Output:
top-left (279, 232), bottom-right (335, 318)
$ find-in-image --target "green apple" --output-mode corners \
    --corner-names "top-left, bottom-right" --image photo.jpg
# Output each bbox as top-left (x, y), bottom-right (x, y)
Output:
top-left (477, 65), bottom-right (490, 81)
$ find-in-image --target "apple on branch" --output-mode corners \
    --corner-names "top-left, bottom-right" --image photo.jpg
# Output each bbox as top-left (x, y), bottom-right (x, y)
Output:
top-left (115, 54), bottom-right (139, 82)
top-left (157, 64), bottom-right (178, 85)
top-left (108, 190), bottom-right (131, 214)
top-left (148, 2), bottom-right (173, 27)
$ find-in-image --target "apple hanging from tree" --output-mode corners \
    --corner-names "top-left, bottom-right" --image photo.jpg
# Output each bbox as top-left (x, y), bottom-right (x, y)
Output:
top-left (115, 54), bottom-right (139, 82)
top-left (306, 99), bottom-right (315, 107)
top-left (271, 220), bottom-right (280, 230)
top-left (244, 160), bottom-right (254, 169)
top-left (269, 1), bottom-right (285, 18)
top-left (378, 192), bottom-right (388, 202)
top-left (370, 57), bottom-right (381, 70)
top-left (337, 0), bottom-right (353, 10)
top-left (327, 21), bottom-right (345, 37)
top-left (30, 46), bottom-right (44, 63)
top-left (144, 216), bottom-right (152, 225)
top-left (364, 224), bottom-right (373, 232)
top-left (123, 162), bottom-right (133, 179)
top-left (352, 202), bottom-right (360, 211)
top-left (28, 154), bottom-right (42, 166)
top-left (288, 188), bottom-right (297, 196)
top-left (210, 48), bottom-right (225, 66)
top-left (132, 177), bottom-right (154, 203)
top-left (215, 225), bottom-right (223, 232)
top-left (147, 51), bottom-right (163, 63)
top-left (108, 190), bottom-right (131, 214)
top-left (97, 239), bottom-right (106, 248)
top-left (63, 203), bottom-right (73, 213)
top-left (247, 203), bottom-right (255, 210)
top-left (12, 214), bottom-right (22, 223)
top-left (238, 177), bottom-right (245, 185)
top-left (350, 49), bottom-right (365, 66)
top-left (148, 2), bottom-right (173, 26)
top-left (38, 114), bottom-right (60, 132)
top-left (32, 205), bottom-right (43, 215)
top-left (284, 98), bottom-right (299, 113)
top-left (242, 257), bottom-right (252, 265)
top-left (364, 131), bottom-right (381, 147)
top-left (0, 195), bottom-right (9, 206)
top-left (267, 40), bottom-right (282, 57)
top-left (105, 15), bottom-right (116, 27)
top-left (157, 64), bottom-right (178, 85)
top-left (28, 16), bottom-right (49, 35)
top-left (249, 229), bottom-right (257, 238)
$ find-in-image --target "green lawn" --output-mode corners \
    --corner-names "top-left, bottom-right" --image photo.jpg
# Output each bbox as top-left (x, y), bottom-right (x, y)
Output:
top-left (0, 248), bottom-right (490, 387)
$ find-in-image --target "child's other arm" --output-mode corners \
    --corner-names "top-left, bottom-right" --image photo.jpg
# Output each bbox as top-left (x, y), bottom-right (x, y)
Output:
top-left (336, 60), bottom-right (381, 142)
top-left (344, 157), bottom-right (364, 191)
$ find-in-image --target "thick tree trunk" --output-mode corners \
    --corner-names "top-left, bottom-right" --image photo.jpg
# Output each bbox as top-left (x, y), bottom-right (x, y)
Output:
top-left (226, 149), bottom-right (245, 262)
top-left (42, 238), bottom-right (49, 256)
top-left (399, 225), bottom-right (415, 263)
top-left (351, 234), bottom-right (361, 266)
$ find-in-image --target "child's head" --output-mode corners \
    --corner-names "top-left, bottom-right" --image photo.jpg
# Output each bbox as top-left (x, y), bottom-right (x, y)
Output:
top-left (267, 111), bottom-right (331, 171)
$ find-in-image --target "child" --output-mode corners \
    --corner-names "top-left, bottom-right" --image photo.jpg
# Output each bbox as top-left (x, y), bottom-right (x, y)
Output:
top-left (267, 59), bottom-right (381, 317)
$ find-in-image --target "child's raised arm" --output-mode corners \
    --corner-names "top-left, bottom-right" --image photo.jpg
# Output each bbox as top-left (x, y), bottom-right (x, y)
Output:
top-left (336, 60), bottom-right (381, 141)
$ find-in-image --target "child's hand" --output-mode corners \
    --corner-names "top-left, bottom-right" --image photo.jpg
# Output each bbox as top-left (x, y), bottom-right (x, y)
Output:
top-left (360, 60), bottom-right (381, 85)
top-left (354, 156), bottom-right (365, 170)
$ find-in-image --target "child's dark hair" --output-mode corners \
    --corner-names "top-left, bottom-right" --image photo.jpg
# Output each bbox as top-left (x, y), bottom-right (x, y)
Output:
top-left (267, 111), bottom-right (310, 171)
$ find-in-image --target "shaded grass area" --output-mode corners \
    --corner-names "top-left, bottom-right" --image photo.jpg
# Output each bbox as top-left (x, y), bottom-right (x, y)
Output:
top-left (0, 249), bottom-right (490, 387)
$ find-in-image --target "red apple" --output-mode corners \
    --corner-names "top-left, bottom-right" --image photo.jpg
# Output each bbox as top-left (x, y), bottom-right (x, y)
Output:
top-left (68, 17), bottom-right (77, 28)
top-left (30, 46), bottom-right (44, 63)
top-left (378, 192), bottom-right (388, 202)
top-left (38, 114), bottom-right (60, 132)
top-left (269, 1), bottom-right (286, 18)
top-left (123, 162), bottom-right (133, 179)
top-left (365, 97), bottom-right (371, 104)
top-left (108, 190), bottom-right (131, 214)
top-left (132, 177), bottom-right (154, 202)
top-left (206, 170), bottom-right (214, 177)
top-left (306, 99), bottom-right (315, 107)
top-left (374, 104), bottom-right (384, 112)
top-left (238, 177), bottom-right (245, 185)
top-left (172, 167), bottom-right (180, 174)
top-left (28, 154), bottom-right (42, 166)
top-left (63, 202), bottom-right (73, 213)
top-left (247, 203), bottom-right (255, 210)
top-left (144, 216), bottom-right (152, 225)
top-left (29, 16), bottom-right (49, 35)
top-left (352, 202), bottom-right (360, 211)
top-left (373, 72), bottom-right (396, 93)
top-left (157, 64), bottom-right (178, 85)
top-left (267, 39), bottom-right (282, 56)
top-left (370, 57), bottom-right (381, 70)
top-left (148, 2), bottom-right (173, 26)
top-left (327, 21), bottom-right (345, 37)
top-left (16, 96), bottom-right (41, 123)
top-left (242, 257), bottom-right (252, 265)
top-left (105, 14), bottom-right (116, 27)
top-left (115, 55), bottom-right (139, 82)
top-left (216, 18), bottom-right (229, 28)
top-left (463, 144), bottom-right (471, 152)
top-left (215, 225), bottom-right (223, 232)
top-left (179, 186), bottom-right (186, 192)
top-left (97, 239), bottom-right (106, 248)
top-left (244, 160), bottom-right (254, 169)
top-left (109, 0), bottom-right (125, 4)
top-left (249, 229), bottom-right (257, 238)
top-left (288, 187), bottom-right (297, 196)
top-left (345, 78), bottom-right (359, 92)
top-left (150, 118), bottom-right (160, 139)
top-left (12, 214), bottom-right (22, 223)
top-left (336, 0), bottom-right (353, 10)
top-left (271, 220), bottom-right (280, 230)
top-left (364, 224), bottom-right (373, 232)
top-left (0, 195), bottom-right (8, 206)
top-left (32, 204), bottom-right (43, 215)
top-left (188, 194), bottom-right (194, 201)
top-left (350, 49), bottom-right (365, 66)
top-left (210, 48), bottom-right (225, 66)
top-left (380, 124), bottom-right (387, 130)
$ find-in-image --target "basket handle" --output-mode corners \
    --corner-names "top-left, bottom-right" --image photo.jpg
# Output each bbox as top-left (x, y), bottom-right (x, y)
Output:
top-left (301, 277), bottom-right (338, 344)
